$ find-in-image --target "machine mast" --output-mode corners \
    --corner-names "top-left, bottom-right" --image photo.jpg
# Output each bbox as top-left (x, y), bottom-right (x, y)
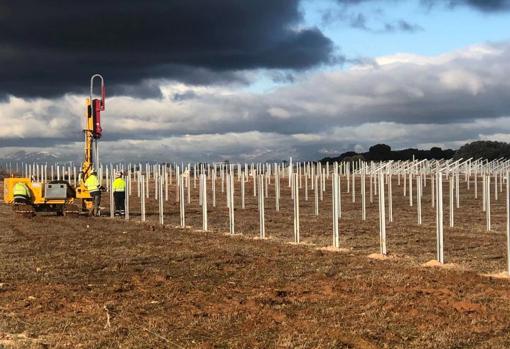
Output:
top-left (82, 74), bottom-right (105, 180)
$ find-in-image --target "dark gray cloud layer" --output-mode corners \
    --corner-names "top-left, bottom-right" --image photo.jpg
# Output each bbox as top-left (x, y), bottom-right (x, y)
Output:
top-left (2, 0), bottom-right (507, 98)
top-left (0, 0), bottom-right (334, 97)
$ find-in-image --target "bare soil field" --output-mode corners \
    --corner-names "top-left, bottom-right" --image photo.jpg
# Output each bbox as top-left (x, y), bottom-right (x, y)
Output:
top-left (0, 176), bottom-right (509, 348)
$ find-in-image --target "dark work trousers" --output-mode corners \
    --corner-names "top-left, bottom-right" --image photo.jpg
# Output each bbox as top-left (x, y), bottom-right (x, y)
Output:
top-left (114, 191), bottom-right (126, 215)
top-left (90, 191), bottom-right (101, 216)
top-left (13, 195), bottom-right (31, 205)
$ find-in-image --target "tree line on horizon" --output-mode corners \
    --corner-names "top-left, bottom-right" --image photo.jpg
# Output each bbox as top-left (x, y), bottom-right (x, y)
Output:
top-left (320, 141), bottom-right (510, 163)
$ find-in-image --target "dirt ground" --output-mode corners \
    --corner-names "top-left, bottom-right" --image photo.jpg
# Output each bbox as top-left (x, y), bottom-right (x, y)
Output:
top-left (0, 175), bottom-right (509, 348)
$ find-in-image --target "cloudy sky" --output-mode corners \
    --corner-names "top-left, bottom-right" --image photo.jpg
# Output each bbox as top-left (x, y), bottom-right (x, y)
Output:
top-left (1, 0), bottom-right (510, 163)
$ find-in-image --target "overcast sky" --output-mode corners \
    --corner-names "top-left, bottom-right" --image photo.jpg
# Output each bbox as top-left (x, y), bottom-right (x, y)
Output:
top-left (1, 0), bottom-right (510, 162)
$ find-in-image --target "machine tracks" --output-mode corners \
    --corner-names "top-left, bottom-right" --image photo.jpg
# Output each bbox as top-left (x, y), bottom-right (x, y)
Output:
top-left (12, 203), bottom-right (35, 218)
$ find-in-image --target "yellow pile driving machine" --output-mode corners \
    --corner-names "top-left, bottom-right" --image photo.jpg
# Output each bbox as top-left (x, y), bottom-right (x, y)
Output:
top-left (3, 74), bottom-right (106, 216)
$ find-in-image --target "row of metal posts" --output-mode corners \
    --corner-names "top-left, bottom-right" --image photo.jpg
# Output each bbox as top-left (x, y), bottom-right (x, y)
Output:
top-left (3, 159), bottom-right (510, 274)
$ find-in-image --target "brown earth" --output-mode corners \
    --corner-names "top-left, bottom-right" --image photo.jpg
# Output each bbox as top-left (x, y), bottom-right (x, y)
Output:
top-left (0, 175), bottom-right (509, 348)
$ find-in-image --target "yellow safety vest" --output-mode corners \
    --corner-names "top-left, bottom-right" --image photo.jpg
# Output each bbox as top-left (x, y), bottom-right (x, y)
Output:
top-left (85, 175), bottom-right (100, 193)
top-left (13, 182), bottom-right (30, 197)
top-left (113, 178), bottom-right (126, 192)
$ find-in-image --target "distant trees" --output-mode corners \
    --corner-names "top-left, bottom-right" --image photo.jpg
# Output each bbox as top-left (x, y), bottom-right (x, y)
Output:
top-left (454, 141), bottom-right (510, 161)
top-left (430, 147), bottom-right (444, 159)
top-left (367, 144), bottom-right (392, 161)
top-left (342, 154), bottom-right (366, 163)
top-left (320, 140), bottom-right (510, 163)
top-left (321, 144), bottom-right (455, 163)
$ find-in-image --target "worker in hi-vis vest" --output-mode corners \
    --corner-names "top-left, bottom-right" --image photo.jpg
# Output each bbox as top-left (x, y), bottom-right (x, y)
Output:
top-left (85, 170), bottom-right (102, 216)
top-left (13, 182), bottom-right (32, 204)
top-left (112, 171), bottom-right (126, 216)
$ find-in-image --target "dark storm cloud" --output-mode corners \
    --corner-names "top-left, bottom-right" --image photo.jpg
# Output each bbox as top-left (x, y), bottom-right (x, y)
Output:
top-left (0, 0), bottom-right (335, 97)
